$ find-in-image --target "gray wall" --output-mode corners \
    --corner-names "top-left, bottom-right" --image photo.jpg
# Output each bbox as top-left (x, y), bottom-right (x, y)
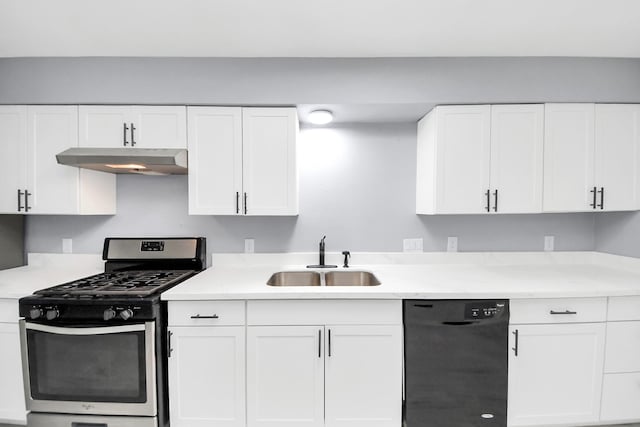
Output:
top-left (0, 215), bottom-right (25, 269)
top-left (2, 57), bottom-right (639, 255)
top-left (26, 123), bottom-right (595, 254)
top-left (595, 212), bottom-right (640, 258)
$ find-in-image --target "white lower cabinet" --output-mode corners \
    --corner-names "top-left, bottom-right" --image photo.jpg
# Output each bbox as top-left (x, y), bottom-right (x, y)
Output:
top-left (508, 298), bottom-right (607, 427)
top-left (246, 324), bottom-right (401, 427)
top-left (600, 297), bottom-right (640, 424)
top-left (0, 299), bottom-right (26, 424)
top-left (168, 301), bottom-right (246, 427)
top-left (247, 326), bottom-right (325, 427)
top-left (508, 322), bottom-right (606, 426)
top-left (324, 325), bottom-right (402, 427)
top-left (246, 300), bottom-right (402, 427)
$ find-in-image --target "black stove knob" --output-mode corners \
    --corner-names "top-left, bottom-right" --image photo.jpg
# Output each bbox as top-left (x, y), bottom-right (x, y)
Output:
top-left (45, 309), bottom-right (59, 321)
top-left (103, 308), bottom-right (117, 321)
top-left (119, 309), bottom-right (134, 321)
top-left (29, 308), bottom-right (43, 320)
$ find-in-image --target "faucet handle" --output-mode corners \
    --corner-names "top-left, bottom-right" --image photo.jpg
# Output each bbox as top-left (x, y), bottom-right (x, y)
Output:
top-left (342, 251), bottom-right (351, 268)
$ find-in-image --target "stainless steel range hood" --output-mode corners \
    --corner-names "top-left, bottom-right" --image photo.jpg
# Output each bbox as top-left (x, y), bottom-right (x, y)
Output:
top-left (56, 148), bottom-right (188, 175)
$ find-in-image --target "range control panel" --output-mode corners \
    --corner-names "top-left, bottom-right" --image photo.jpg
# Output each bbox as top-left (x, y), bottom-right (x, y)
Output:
top-left (464, 301), bottom-right (507, 320)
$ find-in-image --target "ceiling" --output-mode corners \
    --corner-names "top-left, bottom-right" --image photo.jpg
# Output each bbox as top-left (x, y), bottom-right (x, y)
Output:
top-left (1, 0), bottom-right (640, 58)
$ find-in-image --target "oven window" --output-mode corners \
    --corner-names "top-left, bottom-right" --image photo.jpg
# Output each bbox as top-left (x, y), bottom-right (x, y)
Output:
top-left (27, 328), bottom-right (147, 403)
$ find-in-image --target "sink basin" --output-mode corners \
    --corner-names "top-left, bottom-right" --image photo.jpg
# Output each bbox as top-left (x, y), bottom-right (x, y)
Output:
top-left (324, 271), bottom-right (381, 286)
top-left (267, 271), bottom-right (321, 286)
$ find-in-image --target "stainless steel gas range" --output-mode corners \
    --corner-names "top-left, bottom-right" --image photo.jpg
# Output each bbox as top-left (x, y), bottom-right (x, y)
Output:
top-left (18, 237), bottom-right (206, 427)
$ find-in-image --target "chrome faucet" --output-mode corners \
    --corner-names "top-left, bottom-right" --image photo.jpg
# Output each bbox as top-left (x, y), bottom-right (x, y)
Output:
top-left (306, 235), bottom-right (337, 268)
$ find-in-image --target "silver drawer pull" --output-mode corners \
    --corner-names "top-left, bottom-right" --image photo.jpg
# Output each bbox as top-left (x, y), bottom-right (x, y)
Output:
top-left (190, 314), bottom-right (219, 319)
top-left (550, 310), bottom-right (577, 315)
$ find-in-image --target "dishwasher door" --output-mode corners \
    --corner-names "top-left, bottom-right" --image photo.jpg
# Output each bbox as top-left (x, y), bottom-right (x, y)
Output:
top-left (403, 299), bottom-right (509, 427)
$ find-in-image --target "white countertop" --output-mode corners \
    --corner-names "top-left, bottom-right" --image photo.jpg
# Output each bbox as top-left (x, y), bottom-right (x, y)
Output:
top-left (161, 251), bottom-right (640, 300)
top-left (4, 251), bottom-right (640, 301)
top-left (0, 254), bottom-right (103, 299)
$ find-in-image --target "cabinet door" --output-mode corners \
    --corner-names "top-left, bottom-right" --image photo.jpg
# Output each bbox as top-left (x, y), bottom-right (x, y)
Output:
top-left (242, 108), bottom-right (298, 216)
top-left (543, 103), bottom-right (596, 212)
top-left (325, 325), bottom-right (402, 427)
top-left (27, 106), bottom-right (80, 214)
top-left (247, 326), bottom-right (324, 427)
top-left (0, 106), bottom-right (27, 214)
top-left (79, 106), bottom-right (131, 148)
top-left (508, 323), bottom-right (605, 426)
top-left (434, 105), bottom-right (491, 214)
top-left (594, 104), bottom-right (640, 211)
top-left (489, 105), bottom-right (543, 213)
top-left (168, 326), bottom-right (245, 427)
top-left (604, 321), bottom-right (640, 373)
top-left (0, 323), bottom-right (27, 424)
top-left (131, 106), bottom-right (187, 148)
top-left (187, 107), bottom-right (243, 215)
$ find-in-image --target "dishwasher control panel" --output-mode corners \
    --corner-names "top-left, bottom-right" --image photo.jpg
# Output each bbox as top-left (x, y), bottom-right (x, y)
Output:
top-left (464, 301), bottom-right (507, 320)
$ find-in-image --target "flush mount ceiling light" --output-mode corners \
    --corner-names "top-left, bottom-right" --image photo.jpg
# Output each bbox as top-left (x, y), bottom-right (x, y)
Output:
top-left (308, 110), bottom-right (333, 125)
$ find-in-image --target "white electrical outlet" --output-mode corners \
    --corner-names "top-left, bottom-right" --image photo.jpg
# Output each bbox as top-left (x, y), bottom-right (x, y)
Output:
top-left (403, 238), bottom-right (424, 253)
top-left (244, 238), bottom-right (255, 253)
top-left (62, 238), bottom-right (73, 254)
top-left (544, 235), bottom-right (555, 252)
top-left (447, 237), bottom-right (458, 252)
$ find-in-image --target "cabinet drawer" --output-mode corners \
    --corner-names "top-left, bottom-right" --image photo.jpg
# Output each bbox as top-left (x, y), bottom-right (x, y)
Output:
top-left (0, 299), bottom-right (18, 323)
top-left (608, 296), bottom-right (640, 321)
top-left (601, 373), bottom-right (640, 423)
top-left (247, 300), bottom-right (402, 325)
top-left (604, 321), bottom-right (640, 373)
top-left (510, 298), bottom-right (607, 324)
top-left (168, 301), bottom-right (245, 326)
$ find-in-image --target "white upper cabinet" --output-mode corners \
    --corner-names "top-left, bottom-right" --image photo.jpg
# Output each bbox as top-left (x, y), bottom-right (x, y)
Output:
top-left (416, 105), bottom-right (491, 214)
top-left (543, 103), bottom-right (596, 212)
top-left (242, 108), bottom-right (299, 216)
top-left (594, 104), bottom-right (640, 211)
top-left (0, 106), bottom-right (27, 214)
top-left (79, 106), bottom-right (187, 148)
top-left (416, 104), bottom-right (543, 214)
top-left (188, 107), bottom-right (243, 215)
top-left (543, 103), bottom-right (640, 212)
top-left (188, 106), bottom-right (299, 216)
top-left (0, 106), bottom-right (115, 215)
top-left (489, 104), bottom-right (544, 213)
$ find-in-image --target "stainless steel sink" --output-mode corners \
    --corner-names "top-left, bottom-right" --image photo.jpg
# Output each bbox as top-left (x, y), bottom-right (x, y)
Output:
top-left (267, 271), bottom-right (321, 286)
top-left (324, 271), bottom-right (381, 286)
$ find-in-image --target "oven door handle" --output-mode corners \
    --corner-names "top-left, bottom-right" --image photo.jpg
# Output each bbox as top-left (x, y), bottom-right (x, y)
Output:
top-left (24, 321), bottom-right (147, 335)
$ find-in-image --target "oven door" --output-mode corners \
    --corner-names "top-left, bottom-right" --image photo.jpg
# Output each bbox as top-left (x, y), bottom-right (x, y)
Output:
top-left (19, 320), bottom-right (157, 416)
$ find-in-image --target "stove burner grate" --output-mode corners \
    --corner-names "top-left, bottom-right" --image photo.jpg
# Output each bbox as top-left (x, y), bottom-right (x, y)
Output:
top-left (35, 270), bottom-right (195, 297)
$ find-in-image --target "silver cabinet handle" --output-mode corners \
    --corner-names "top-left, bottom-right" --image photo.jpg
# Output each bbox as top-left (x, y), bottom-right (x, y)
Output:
top-left (512, 329), bottom-right (519, 356)
top-left (190, 314), bottom-right (219, 319)
top-left (550, 310), bottom-right (577, 315)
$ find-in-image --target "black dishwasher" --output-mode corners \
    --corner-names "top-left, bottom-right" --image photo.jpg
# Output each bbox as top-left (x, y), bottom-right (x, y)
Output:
top-left (403, 299), bottom-right (509, 427)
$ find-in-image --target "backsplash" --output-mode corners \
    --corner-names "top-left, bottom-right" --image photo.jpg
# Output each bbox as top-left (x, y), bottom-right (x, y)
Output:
top-left (26, 123), bottom-right (596, 255)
